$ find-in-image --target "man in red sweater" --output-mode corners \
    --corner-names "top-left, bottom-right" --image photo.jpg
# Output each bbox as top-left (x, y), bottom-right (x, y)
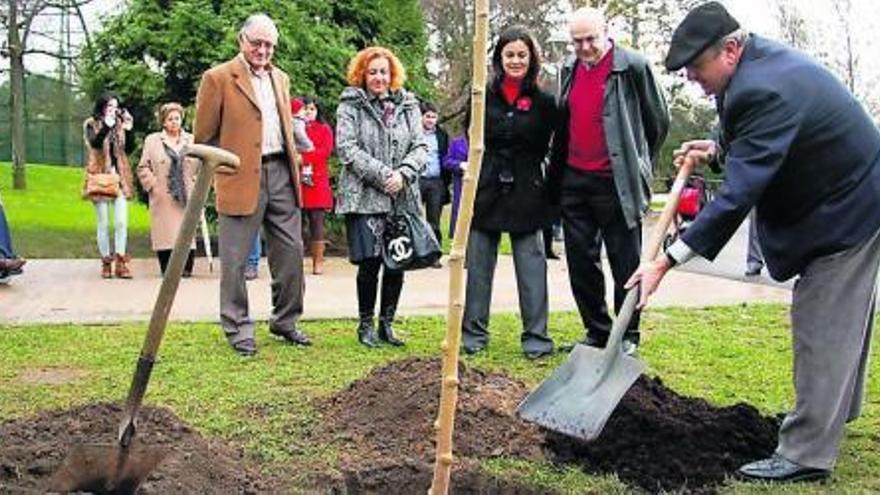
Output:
top-left (549, 7), bottom-right (669, 355)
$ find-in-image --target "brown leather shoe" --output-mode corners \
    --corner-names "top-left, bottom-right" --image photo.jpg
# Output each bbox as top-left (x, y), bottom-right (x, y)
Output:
top-left (101, 256), bottom-right (113, 279)
top-left (0, 257), bottom-right (26, 273)
top-left (114, 253), bottom-right (133, 279)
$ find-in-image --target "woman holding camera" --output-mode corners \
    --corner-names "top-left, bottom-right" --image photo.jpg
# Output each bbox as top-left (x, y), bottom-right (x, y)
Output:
top-left (137, 102), bottom-right (199, 277)
top-left (82, 92), bottom-right (135, 279)
top-left (461, 26), bottom-right (557, 359)
top-left (335, 46), bottom-right (426, 348)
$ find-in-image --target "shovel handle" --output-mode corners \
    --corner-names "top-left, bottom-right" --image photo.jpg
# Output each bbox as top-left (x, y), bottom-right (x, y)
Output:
top-left (117, 145), bottom-right (239, 445)
top-left (605, 164), bottom-right (695, 353)
top-left (643, 164), bottom-right (693, 263)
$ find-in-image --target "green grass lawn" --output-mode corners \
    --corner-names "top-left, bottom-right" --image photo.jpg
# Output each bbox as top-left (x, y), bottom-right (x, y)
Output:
top-left (0, 163), bottom-right (152, 258)
top-left (2, 305), bottom-right (879, 493)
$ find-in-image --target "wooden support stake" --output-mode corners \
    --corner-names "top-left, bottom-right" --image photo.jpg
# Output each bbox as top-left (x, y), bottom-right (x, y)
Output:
top-left (429, 1), bottom-right (489, 493)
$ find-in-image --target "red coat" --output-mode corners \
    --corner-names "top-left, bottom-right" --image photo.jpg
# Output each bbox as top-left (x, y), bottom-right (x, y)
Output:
top-left (300, 121), bottom-right (334, 210)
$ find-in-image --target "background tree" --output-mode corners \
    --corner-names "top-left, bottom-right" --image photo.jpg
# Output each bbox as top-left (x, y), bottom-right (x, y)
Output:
top-left (3, 0), bottom-right (93, 188)
top-left (420, 0), bottom-right (567, 132)
top-left (79, 0), bottom-right (430, 137)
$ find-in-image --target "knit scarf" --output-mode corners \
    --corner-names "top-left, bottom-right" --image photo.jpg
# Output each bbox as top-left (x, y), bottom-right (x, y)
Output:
top-left (163, 142), bottom-right (187, 207)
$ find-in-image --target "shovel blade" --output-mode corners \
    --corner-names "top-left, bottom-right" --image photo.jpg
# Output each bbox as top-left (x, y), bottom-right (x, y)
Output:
top-left (47, 444), bottom-right (167, 494)
top-left (517, 344), bottom-right (646, 441)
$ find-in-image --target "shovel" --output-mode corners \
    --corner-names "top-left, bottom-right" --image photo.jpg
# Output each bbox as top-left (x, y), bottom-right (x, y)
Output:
top-left (47, 144), bottom-right (239, 494)
top-left (516, 163), bottom-right (693, 441)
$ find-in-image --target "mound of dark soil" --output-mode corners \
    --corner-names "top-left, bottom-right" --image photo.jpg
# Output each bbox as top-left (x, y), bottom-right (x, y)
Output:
top-left (321, 358), bottom-right (780, 494)
top-left (545, 375), bottom-right (780, 493)
top-left (0, 403), bottom-right (275, 494)
top-left (320, 357), bottom-right (545, 493)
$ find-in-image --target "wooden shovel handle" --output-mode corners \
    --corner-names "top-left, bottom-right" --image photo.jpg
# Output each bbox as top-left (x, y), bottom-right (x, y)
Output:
top-left (118, 145), bottom-right (239, 446)
top-left (643, 164), bottom-right (694, 263)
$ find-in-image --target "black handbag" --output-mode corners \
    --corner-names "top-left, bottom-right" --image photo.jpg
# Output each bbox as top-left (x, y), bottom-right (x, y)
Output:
top-left (382, 198), bottom-right (442, 271)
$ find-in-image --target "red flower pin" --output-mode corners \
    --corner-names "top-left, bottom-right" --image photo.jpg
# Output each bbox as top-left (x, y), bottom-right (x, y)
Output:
top-left (515, 96), bottom-right (532, 112)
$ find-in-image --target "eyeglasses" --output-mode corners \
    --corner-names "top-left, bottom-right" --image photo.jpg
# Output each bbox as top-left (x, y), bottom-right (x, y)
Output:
top-left (571, 34), bottom-right (603, 47)
top-left (242, 34), bottom-right (275, 50)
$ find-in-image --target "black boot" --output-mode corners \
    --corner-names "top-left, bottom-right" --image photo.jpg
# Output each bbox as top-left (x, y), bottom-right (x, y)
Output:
top-left (356, 261), bottom-right (380, 348)
top-left (378, 271), bottom-right (405, 346)
top-left (357, 314), bottom-right (379, 348)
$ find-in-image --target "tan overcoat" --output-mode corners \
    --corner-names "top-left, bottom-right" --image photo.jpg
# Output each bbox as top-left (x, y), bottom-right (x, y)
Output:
top-left (136, 131), bottom-right (199, 250)
top-left (193, 55), bottom-right (301, 215)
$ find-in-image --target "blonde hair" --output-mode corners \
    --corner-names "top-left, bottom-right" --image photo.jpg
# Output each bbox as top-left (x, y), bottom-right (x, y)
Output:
top-left (346, 46), bottom-right (407, 91)
top-left (158, 102), bottom-right (185, 127)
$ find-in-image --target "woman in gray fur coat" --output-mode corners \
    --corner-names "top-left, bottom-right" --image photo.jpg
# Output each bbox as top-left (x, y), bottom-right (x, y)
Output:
top-left (335, 46), bottom-right (427, 348)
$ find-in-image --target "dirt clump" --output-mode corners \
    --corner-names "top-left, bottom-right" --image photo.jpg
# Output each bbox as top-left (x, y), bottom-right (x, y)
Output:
top-left (545, 375), bottom-right (780, 493)
top-left (0, 403), bottom-right (275, 494)
top-left (319, 357), bottom-right (545, 493)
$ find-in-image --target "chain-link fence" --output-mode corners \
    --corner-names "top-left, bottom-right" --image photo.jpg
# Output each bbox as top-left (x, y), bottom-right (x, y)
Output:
top-left (0, 117), bottom-right (86, 167)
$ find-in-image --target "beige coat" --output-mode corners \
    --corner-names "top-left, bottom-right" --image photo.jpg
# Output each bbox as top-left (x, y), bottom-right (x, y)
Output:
top-left (82, 117), bottom-right (135, 201)
top-left (193, 55), bottom-right (302, 215)
top-left (136, 131), bottom-right (199, 250)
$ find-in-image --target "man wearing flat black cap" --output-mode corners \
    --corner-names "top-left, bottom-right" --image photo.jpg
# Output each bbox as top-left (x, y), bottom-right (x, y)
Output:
top-left (627, 0), bottom-right (880, 485)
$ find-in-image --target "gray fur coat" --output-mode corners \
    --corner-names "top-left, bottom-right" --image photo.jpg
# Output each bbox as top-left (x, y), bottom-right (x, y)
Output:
top-left (334, 87), bottom-right (426, 215)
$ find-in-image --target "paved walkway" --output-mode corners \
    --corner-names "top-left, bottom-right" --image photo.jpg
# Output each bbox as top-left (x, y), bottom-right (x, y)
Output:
top-left (0, 254), bottom-right (790, 325)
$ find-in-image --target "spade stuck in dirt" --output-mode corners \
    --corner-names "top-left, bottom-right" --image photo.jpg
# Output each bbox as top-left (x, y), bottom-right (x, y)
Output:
top-left (47, 144), bottom-right (239, 494)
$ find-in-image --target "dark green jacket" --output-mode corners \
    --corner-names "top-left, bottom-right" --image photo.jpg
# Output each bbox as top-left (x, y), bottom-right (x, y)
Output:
top-left (549, 44), bottom-right (669, 229)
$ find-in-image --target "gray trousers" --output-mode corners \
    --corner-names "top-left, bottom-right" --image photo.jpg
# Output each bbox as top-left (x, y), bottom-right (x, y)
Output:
top-left (462, 228), bottom-right (553, 353)
top-left (219, 157), bottom-right (304, 345)
top-left (746, 209), bottom-right (764, 270)
top-left (776, 226), bottom-right (880, 469)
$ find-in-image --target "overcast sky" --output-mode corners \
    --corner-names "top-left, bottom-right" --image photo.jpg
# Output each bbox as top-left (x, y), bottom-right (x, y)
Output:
top-left (4, 0), bottom-right (879, 106)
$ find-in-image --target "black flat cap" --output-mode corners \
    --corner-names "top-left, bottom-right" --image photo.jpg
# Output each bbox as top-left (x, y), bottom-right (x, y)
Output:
top-left (664, 2), bottom-right (740, 71)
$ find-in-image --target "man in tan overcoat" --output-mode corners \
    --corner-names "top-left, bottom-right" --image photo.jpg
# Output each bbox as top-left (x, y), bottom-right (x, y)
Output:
top-left (194, 13), bottom-right (308, 356)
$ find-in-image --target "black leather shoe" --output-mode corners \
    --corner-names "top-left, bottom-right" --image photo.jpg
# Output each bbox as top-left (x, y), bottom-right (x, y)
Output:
top-left (559, 334), bottom-right (607, 353)
top-left (737, 455), bottom-right (830, 483)
top-left (744, 264), bottom-right (763, 277)
top-left (231, 338), bottom-right (257, 357)
top-left (524, 348), bottom-right (553, 360)
top-left (271, 329), bottom-right (312, 346)
top-left (622, 339), bottom-right (639, 357)
top-left (462, 345), bottom-right (485, 356)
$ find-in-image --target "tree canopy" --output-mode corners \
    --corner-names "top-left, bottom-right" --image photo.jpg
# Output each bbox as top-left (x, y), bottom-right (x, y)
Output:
top-left (79, 0), bottom-right (430, 134)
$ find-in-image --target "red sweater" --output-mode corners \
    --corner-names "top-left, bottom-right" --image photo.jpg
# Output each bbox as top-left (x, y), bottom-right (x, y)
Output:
top-left (567, 46), bottom-right (614, 175)
top-left (501, 76), bottom-right (522, 105)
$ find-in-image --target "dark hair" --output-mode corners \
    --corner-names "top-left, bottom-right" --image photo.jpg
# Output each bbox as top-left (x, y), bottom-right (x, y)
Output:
top-left (491, 25), bottom-right (542, 95)
top-left (300, 95), bottom-right (326, 124)
top-left (420, 100), bottom-right (438, 115)
top-left (92, 91), bottom-right (120, 119)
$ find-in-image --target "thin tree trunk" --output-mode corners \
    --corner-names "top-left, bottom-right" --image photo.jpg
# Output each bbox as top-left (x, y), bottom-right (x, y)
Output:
top-left (429, 0), bottom-right (489, 493)
top-left (9, 0), bottom-right (28, 189)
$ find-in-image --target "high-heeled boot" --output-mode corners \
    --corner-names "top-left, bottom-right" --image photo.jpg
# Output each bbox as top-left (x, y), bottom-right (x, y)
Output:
top-left (377, 271), bottom-right (405, 346)
top-left (356, 263), bottom-right (379, 348)
top-left (310, 241), bottom-right (325, 275)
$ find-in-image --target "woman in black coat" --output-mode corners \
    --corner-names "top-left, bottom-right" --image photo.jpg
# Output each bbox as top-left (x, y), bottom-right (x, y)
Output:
top-left (462, 25), bottom-right (557, 359)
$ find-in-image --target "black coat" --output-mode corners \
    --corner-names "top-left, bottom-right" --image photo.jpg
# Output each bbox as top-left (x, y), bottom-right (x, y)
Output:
top-left (682, 36), bottom-right (880, 281)
top-left (472, 85), bottom-right (557, 233)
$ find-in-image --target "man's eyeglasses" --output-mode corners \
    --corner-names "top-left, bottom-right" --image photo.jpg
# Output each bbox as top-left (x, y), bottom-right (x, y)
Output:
top-left (571, 34), bottom-right (602, 47)
top-left (243, 34), bottom-right (275, 50)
